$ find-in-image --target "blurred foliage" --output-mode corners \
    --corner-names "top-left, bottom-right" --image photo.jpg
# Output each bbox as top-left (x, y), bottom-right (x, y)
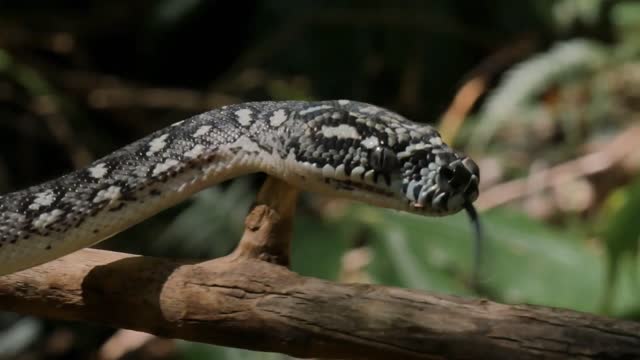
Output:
top-left (0, 0), bottom-right (640, 359)
top-left (597, 178), bottom-right (640, 314)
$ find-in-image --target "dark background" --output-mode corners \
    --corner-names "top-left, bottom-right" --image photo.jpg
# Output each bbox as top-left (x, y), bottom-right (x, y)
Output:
top-left (0, 1), bottom-right (639, 359)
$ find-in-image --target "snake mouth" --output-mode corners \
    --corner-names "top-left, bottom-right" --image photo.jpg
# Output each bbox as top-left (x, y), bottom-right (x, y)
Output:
top-left (324, 177), bottom-right (462, 215)
top-left (403, 156), bottom-right (479, 215)
top-left (325, 178), bottom-right (395, 198)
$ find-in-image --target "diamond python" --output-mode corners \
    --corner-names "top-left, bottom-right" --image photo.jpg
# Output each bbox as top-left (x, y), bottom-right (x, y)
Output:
top-left (0, 100), bottom-right (480, 275)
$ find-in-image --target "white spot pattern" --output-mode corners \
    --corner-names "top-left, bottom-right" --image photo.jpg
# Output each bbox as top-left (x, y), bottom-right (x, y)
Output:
top-left (224, 135), bottom-right (261, 153)
top-left (147, 134), bottom-right (169, 156)
top-left (360, 106), bottom-right (380, 115)
top-left (299, 105), bottom-right (332, 115)
top-left (184, 144), bottom-right (205, 159)
top-left (93, 186), bottom-right (122, 203)
top-left (29, 190), bottom-right (56, 211)
top-left (361, 136), bottom-right (379, 149)
top-left (338, 99), bottom-right (350, 105)
top-left (32, 209), bottom-right (64, 229)
top-left (400, 142), bottom-right (431, 157)
top-left (193, 125), bottom-right (211, 137)
top-left (269, 109), bottom-right (288, 127)
top-left (88, 163), bottom-right (108, 179)
top-left (235, 109), bottom-right (253, 127)
top-left (152, 159), bottom-right (180, 176)
top-left (321, 124), bottom-right (360, 139)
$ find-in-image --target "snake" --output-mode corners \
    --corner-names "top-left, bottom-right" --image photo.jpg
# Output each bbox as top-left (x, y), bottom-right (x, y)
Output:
top-left (0, 100), bottom-right (480, 276)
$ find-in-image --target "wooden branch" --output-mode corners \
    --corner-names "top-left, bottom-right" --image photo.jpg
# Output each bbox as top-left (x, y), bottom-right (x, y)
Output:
top-left (0, 178), bottom-right (638, 359)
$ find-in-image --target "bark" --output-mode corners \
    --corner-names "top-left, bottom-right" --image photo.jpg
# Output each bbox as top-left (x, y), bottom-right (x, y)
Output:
top-left (0, 178), bottom-right (637, 359)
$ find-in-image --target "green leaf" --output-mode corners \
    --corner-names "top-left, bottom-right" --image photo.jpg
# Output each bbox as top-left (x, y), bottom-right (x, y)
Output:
top-left (612, 2), bottom-right (640, 31)
top-left (597, 179), bottom-right (640, 313)
top-left (552, 0), bottom-right (602, 31)
top-left (354, 205), bottom-right (637, 314)
top-left (290, 212), bottom-right (358, 280)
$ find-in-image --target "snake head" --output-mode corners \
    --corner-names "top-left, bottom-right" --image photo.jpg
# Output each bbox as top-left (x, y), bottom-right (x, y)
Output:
top-left (356, 134), bottom-right (479, 216)
top-left (396, 142), bottom-right (479, 215)
top-left (286, 100), bottom-right (479, 216)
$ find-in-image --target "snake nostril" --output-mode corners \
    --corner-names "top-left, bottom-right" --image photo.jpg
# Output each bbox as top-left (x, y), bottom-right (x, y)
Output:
top-left (436, 166), bottom-right (453, 187)
top-left (448, 163), bottom-right (470, 190)
top-left (438, 166), bottom-right (454, 180)
top-left (462, 157), bottom-right (480, 179)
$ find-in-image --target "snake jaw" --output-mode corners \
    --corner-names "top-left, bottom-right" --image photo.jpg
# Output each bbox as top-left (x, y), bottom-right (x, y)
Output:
top-left (401, 152), bottom-right (480, 215)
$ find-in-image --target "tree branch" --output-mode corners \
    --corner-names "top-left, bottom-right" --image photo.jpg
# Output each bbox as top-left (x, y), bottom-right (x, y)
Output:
top-left (0, 178), bottom-right (638, 359)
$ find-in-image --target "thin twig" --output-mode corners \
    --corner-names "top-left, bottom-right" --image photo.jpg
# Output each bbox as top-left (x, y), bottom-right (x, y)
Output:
top-left (476, 125), bottom-right (640, 210)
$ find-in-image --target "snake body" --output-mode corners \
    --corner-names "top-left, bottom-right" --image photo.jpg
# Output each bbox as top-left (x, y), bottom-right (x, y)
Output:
top-left (0, 100), bottom-right (479, 275)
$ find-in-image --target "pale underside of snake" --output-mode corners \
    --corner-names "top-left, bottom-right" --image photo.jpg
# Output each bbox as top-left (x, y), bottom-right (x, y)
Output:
top-left (0, 100), bottom-right (480, 276)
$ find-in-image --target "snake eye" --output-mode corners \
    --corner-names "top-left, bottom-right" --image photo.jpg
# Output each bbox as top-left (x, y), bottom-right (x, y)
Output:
top-left (370, 146), bottom-right (398, 172)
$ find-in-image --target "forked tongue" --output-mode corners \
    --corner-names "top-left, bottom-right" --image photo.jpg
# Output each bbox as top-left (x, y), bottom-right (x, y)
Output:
top-left (464, 202), bottom-right (483, 291)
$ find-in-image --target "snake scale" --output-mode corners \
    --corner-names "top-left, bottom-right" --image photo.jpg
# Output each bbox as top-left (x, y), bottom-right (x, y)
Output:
top-left (0, 100), bottom-right (480, 276)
